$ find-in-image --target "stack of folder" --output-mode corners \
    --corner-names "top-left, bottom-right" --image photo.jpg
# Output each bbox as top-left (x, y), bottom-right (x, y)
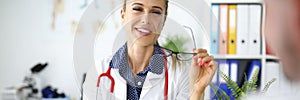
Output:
top-left (209, 4), bottom-right (263, 100)
top-left (210, 4), bottom-right (262, 55)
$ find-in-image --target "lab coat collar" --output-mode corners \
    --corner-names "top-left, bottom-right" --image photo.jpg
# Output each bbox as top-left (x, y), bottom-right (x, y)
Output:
top-left (110, 67), bottom-right (166, 99)
top-left (110, 68), bottom-right (127, 99)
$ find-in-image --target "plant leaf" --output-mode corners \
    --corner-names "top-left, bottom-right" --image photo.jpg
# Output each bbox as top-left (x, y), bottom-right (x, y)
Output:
top-left (210, 83), bottom-right (231, 100)
top-left (248, 68), bottom-right (259, 93)
top-left (240, 73), bottom-right (249, 97)
top-left (219, 89), bottom-right (231, 100)
top-left (241, 73), bottom-right (249, 92)
top-left (161, 34), bottom-right (188, 52)
top-left (210, 84), bottom-right (222, 100)
top-left (261, 78), bottom-right (276, 94)
top-left (219, 71), bottom-right (242, 98)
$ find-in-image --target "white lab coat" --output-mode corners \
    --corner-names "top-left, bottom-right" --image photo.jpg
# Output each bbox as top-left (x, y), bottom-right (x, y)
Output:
top-left (83, 55), bottom-right (190, 100)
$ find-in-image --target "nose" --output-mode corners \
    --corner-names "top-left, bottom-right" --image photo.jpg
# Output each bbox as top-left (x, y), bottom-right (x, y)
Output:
top-left (141, 14), bottom-right (150, 24)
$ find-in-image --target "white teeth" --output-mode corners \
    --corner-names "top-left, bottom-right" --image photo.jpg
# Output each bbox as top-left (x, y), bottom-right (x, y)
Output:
top-left (137, 28), bottom-right (150, 33)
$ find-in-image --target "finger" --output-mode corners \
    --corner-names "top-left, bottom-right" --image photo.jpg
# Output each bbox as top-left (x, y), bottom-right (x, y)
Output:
top-left (193, 48), bottom-right (207, 53)
top-left (198, 48), bottom-right (207, 53)
top-left (208, 61), bottom-right (218, 79)
top-left (200, 63), bottom-right (210, 77)
top-left (201, 56), bottom-right (214, 67)
top-left (190, 55), bottom-right (201, 83)
top-left (196, 53), bottom-right (210, 66)
top-left (211, 61), bottom-right (218, 72)
top-left (197, 58), bottom-right (203, 67)
top-left (192, 55), bottom-right (199, 66)
top-left (197, 53), bottom-right (209, 58)
top-left (206, 60), bottom-right (214, 67)
top-left (206, 61), bottom-right (216, 72)
top-left (198, 65), bottom-right (205, 78)
top-left (205, 61), bottom-right (218, 76)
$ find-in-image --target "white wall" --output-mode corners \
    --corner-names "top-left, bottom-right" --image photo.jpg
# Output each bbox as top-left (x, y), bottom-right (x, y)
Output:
top-left (0, 0), bottom-right (82, 99)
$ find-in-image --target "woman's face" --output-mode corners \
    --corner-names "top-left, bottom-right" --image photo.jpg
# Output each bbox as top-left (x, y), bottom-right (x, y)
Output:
top-left (121, 0), bottom-right (166, 46)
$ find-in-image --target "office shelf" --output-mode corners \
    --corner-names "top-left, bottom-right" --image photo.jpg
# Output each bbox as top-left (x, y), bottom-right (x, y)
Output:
top-left (266, 55), bottom-right (279, 60)
top-left (204, 0), bottom-right (279, 99)
top-left (213, 55), bottom-right (262, 59)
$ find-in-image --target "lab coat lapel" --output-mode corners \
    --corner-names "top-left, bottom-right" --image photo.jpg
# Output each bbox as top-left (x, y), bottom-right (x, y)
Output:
top-left (111, 68), bottom-right (127, 99)
top-left (140, 70), bottom-right (165, 99)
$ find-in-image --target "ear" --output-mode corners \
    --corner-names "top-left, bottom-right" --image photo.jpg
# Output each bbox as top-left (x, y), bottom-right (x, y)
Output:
top-left (121, 9), bottom-right (125, 23)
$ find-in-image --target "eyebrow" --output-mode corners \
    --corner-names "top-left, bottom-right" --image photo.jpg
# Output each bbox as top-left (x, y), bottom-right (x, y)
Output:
top-left (153, 6), bottom-right (163, 11)
top-left (131, 3), bottom-right (163, 11)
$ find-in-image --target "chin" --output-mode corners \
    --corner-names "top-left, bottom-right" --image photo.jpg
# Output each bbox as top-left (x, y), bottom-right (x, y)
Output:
top-left (282, 61), bottom-right (300, 82)
top-left (134, 39), bottom-right (156, 47)
top-left (283, 70), bottom-right (300, 83)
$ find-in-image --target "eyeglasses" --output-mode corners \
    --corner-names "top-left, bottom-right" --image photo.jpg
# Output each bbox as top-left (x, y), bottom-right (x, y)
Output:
top-left (183, 25), bottom-right (197, 49)
top-left (156, 25), bottom-right (197, 61)
top-left (157, 46), bottom-right (197, 61)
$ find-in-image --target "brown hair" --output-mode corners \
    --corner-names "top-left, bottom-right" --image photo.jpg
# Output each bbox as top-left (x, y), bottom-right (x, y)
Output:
top-left (122, 0), bottom-right (169, 16)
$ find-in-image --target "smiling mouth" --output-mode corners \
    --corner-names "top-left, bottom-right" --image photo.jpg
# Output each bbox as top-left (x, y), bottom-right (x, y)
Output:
top-left (135, 27), bottom-right (152, 36)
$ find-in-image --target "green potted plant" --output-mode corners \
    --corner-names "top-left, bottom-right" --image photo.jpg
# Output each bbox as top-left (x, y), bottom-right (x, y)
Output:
top-left (210, 69), bottom-right (276, 100)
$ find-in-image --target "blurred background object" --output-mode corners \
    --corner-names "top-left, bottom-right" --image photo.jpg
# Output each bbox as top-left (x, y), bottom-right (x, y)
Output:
top-left (0, 0), bottom-right (85, 99)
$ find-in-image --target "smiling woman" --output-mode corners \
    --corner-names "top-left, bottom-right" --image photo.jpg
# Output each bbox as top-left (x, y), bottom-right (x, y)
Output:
top-left (82, 0), bottom-right (218, 100)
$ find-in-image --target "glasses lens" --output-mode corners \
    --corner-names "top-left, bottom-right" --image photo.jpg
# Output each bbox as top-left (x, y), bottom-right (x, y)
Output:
top-left (177, 53), bottom-right (194, 61)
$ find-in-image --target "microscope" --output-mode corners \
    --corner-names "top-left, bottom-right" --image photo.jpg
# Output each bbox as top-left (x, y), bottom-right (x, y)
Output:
top-left (19, 63), bottom-right (48, 100)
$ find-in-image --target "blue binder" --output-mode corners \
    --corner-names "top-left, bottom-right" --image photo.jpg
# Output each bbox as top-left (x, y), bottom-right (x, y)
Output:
top-left (247, 60), bottom-right (261, 81)
top-left (210, 4), bottom-right (219, 55)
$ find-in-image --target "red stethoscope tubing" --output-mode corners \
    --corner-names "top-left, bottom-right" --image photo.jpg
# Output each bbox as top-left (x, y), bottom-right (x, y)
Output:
top-left (96, 66), bottom-right (115, 93)
top-left (96, 54), bottom-right (169, 100)
top-left (163, 54), bottom-right (168, 100)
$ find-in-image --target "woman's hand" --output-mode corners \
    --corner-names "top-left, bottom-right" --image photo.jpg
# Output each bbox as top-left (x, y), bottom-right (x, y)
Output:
top-left (189, 49), bottom-right (218, 100)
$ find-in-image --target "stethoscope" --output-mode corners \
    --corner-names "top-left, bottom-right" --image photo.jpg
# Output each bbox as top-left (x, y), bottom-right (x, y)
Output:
top-left (96, 50), bottom-right (169, 100)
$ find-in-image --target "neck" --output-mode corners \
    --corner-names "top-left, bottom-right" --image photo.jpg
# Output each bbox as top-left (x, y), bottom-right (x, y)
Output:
top-left (127, 43), bottom-right (154, 75)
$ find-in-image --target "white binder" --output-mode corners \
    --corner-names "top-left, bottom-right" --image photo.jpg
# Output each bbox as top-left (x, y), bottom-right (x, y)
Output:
top-left (219, 60), bottom-right (229, 83)
top-left (229, 60), bottom-right (238, 83)
top-left (236, 5), bottom-right (249, 55)
top-left (248, 5), bottom-right (262, 55)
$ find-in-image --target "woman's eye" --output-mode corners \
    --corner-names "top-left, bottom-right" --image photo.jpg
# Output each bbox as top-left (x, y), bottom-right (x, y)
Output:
top-left (132, 8), bottom-right (143, 11)
top-left (153, 11), bottom-right (162, 15)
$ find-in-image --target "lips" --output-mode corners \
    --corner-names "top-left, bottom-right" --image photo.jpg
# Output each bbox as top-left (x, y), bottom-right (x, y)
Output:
top-left (135, 27), bottom-right (152, 36)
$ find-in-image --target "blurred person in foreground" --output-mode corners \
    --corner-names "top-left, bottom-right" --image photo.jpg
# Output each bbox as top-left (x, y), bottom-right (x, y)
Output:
top-left (246, 0), bottom-right (300, 99)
